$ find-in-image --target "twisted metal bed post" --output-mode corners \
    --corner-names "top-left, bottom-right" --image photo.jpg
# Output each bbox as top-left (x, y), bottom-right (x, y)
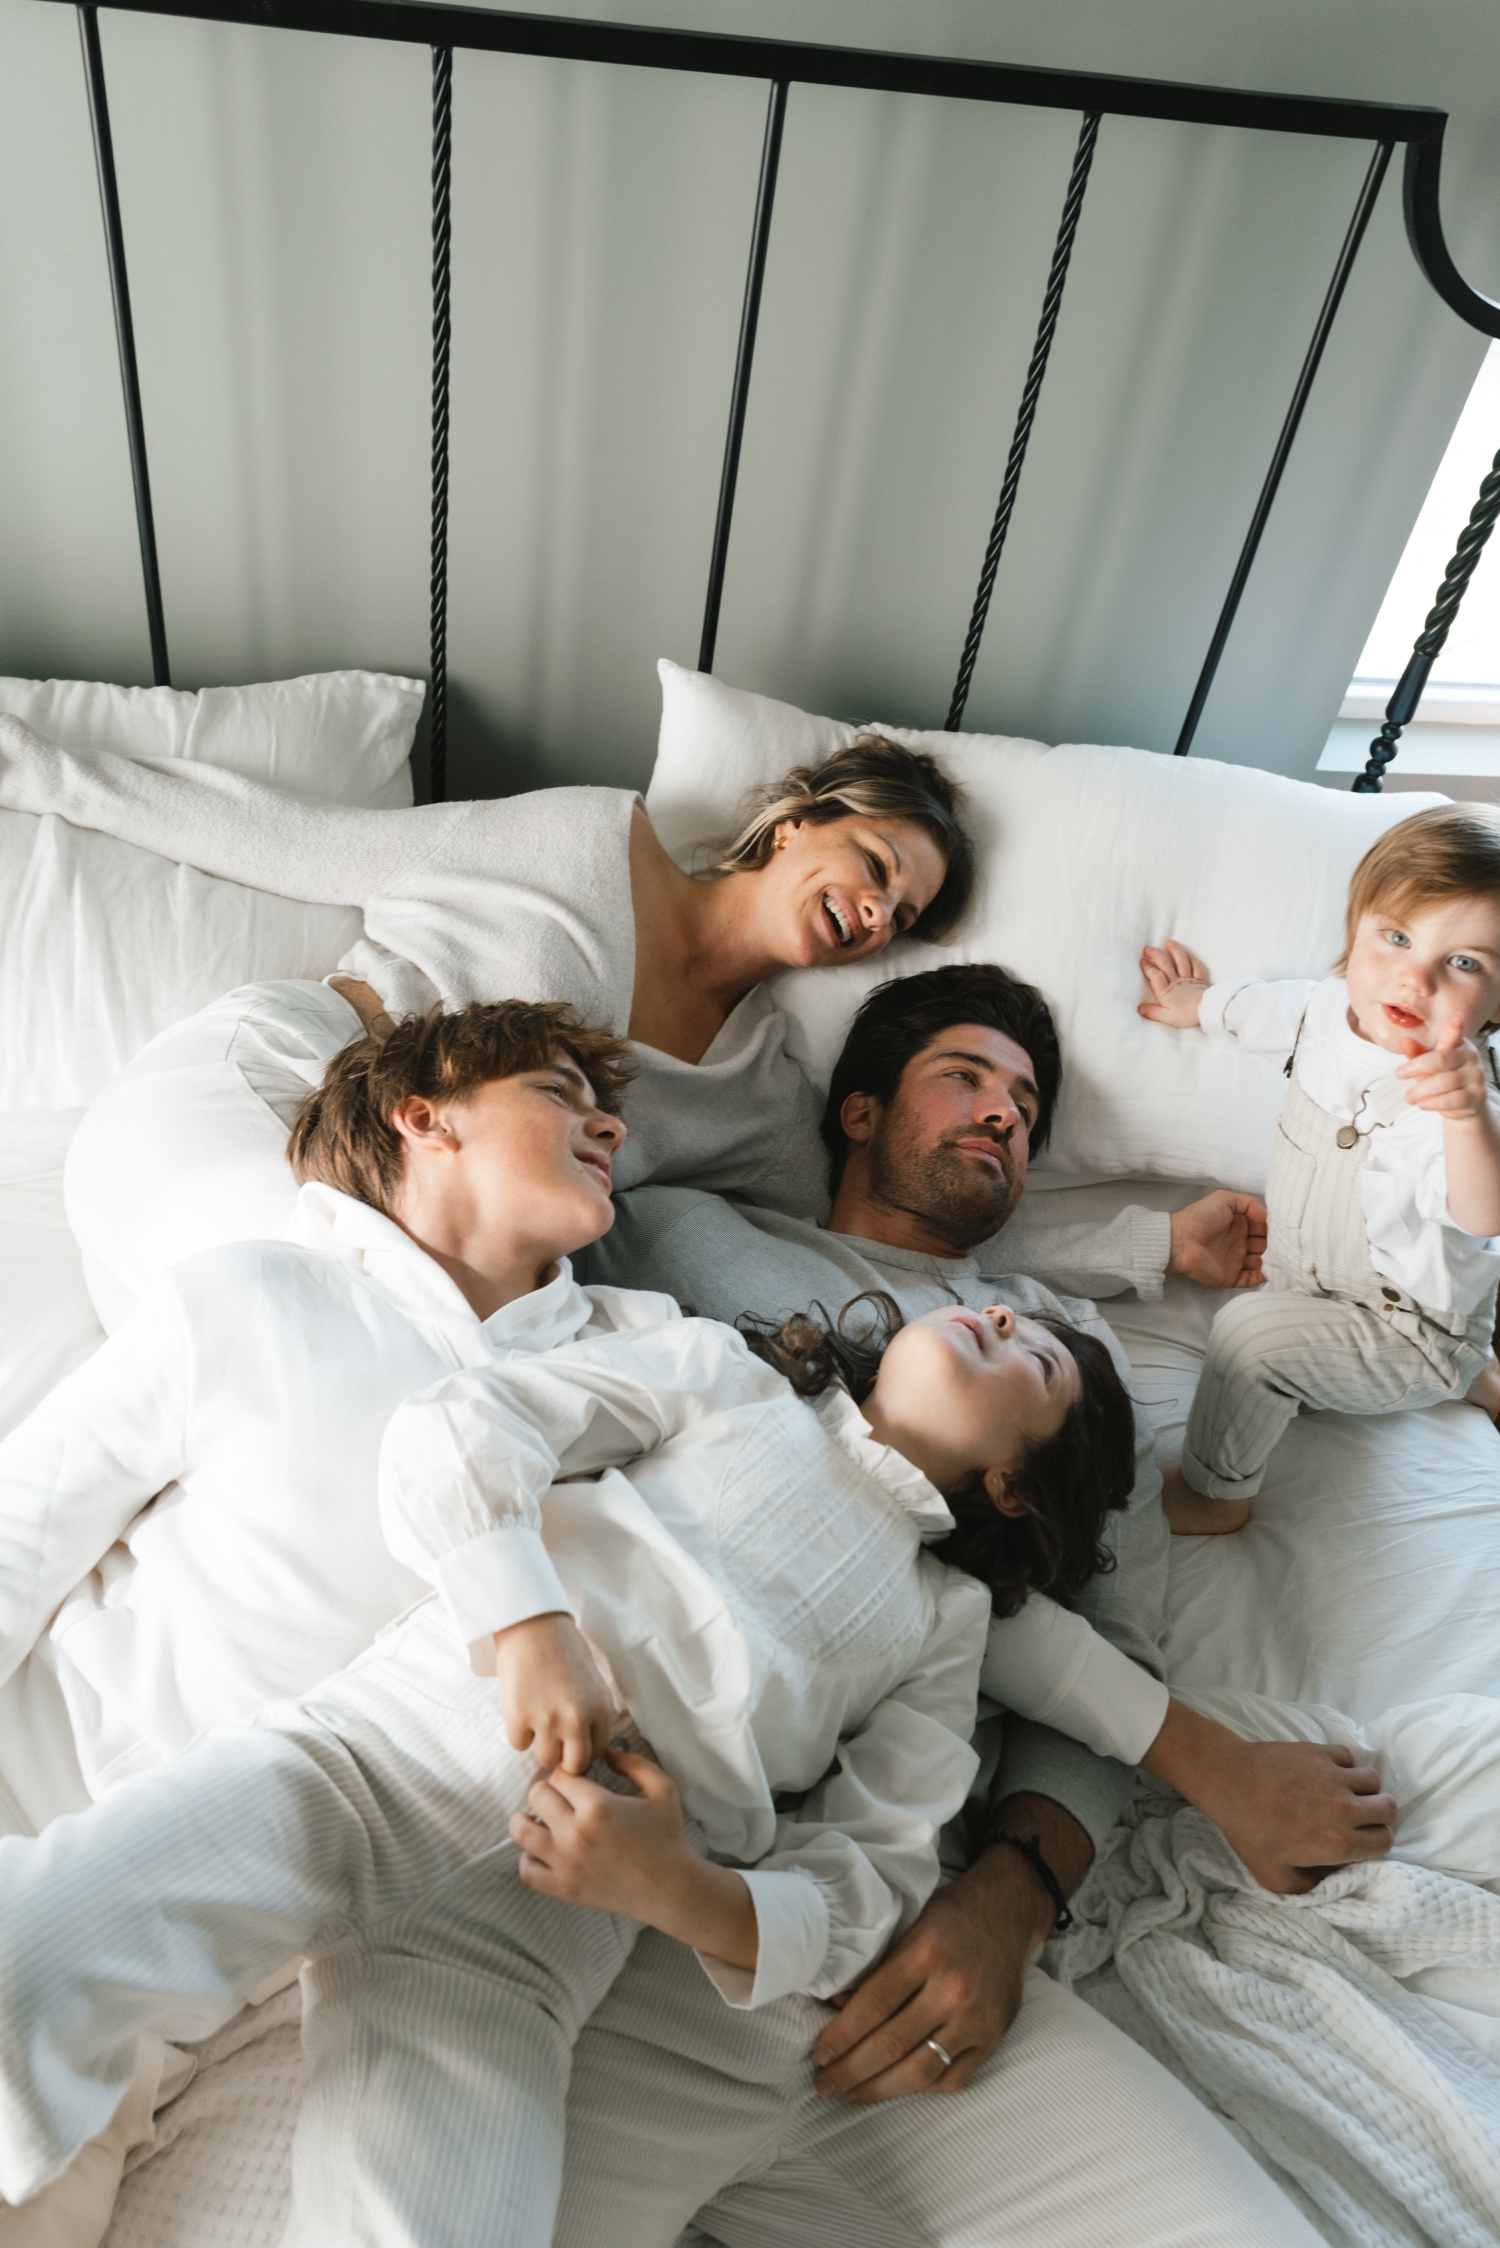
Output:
top-left (944, 110), bottom-right (1099, 733)
top-left (429, 43), bottom-right (453, 801)
top-left (698, 78), bottom-right (788, 676)
top-left (1353, 448), bottom-right (1500, 790)
top-left (78, 3), bottom-right (170, 687)
top-left (1173, 139), bottom-right (1393, 758)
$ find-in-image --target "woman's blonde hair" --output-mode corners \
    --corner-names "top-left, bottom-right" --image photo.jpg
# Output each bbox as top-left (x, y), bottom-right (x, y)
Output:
top-left (711, 734), bottom-right (976, 942)
top-left (1337, 802), bottom-right (1500, 969)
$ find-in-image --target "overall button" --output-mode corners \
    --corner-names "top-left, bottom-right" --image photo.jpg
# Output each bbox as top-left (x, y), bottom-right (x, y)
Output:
top-left (1381, 1286), bottom-right (1400, 1303)
top-left (1336, 1125), bottom-right (1360, 1149)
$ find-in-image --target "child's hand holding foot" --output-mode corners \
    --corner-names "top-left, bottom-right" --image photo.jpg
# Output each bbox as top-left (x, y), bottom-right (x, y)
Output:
top-left (1138, 941), bottom-right (1212, 1028)
top-left (512, 1748), bottom-right (759, 1970)
top-left (492, 1612), bottom-right (616, 1776)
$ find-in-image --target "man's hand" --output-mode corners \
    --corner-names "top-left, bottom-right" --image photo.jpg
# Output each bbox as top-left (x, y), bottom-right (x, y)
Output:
top-left (809, 1796), bottom-right (1090, 2105)
top-left (492, 1611), bottom-right (615, 1776)
top-left (1168, 1190), bottom-right (1268, 1290)
top-left (1138, 941), bottom-right (1212, 1029)
top-left (1141, 1699), bottom-right (1396, 1894)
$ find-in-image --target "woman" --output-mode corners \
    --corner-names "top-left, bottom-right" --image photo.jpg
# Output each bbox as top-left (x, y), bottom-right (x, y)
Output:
top-left (0, 716), bottom-right (972, 1321)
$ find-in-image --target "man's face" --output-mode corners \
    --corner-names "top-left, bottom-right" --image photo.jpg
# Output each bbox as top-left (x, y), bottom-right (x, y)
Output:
top-left (845, 1022), bottom-right (1039, 1247)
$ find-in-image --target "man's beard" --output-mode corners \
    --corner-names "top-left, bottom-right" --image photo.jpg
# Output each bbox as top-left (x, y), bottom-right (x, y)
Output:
top-left (867, 1123), bottom-right (1022, 1248)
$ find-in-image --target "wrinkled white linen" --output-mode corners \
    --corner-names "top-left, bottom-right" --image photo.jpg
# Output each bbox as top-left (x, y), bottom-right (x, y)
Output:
top-left (1047, 1691), bottom-right (1500, 2248)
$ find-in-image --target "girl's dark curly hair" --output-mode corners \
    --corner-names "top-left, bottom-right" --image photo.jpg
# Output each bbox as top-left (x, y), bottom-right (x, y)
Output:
top-left (738, 1295), bottom-right (1135, 1618)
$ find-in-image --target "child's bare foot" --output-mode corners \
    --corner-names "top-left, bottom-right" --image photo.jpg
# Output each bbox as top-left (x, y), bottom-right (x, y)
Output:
top-left (1465, 1354), bottom-right (1500, 1425)
top-left (1161, 1463), bottom-right (1252, 1536)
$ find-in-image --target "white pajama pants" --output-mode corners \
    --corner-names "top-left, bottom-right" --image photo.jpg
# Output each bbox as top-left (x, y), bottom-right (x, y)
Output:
top-left (0, 1601), bottom-right (641, 2245)
top-left (563, 1932), bottom-right (1323, 2248)
top-left (0, 1598), bottom-right (1320, 2248)
top-left (1181, 1278), bottom-right (1490, 1500)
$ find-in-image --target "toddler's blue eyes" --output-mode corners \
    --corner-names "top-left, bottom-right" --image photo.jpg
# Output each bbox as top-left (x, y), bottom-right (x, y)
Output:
top-left (1383, 929), bottom-right (1411, 948)
top-left (1451, 955), bottom-right (1482, 974)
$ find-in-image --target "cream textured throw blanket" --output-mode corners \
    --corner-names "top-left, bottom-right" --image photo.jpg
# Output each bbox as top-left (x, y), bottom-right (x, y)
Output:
top-left (1046, 1694), bottom-right (1500, 2248)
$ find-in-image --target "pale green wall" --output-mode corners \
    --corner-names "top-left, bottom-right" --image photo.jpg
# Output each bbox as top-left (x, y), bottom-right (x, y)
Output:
top-left (2, 0), bottom-right (1498, 795)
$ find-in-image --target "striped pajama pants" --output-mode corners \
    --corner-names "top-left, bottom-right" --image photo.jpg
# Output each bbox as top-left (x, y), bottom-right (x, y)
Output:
top-left (0, 1601), bottom-right (1318, 2248)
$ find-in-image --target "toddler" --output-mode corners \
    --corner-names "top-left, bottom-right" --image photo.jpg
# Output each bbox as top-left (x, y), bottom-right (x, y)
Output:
top-left (1140, 802), bottom-right (1500, 1534)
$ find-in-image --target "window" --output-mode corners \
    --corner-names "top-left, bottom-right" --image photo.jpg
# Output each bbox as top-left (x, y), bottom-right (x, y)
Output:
top-left (1318, 342), bottom-right (1500, 798)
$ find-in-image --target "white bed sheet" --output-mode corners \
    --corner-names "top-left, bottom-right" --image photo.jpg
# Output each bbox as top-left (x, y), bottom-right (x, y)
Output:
top-left (0, 1170), bottom-right (1472, 2244)
top-left (0, 1112), bottom-right (103, 1444)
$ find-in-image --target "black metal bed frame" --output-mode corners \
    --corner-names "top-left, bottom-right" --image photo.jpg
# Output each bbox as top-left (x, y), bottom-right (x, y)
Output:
top-left (51, 0), bottom-right (1500, 797)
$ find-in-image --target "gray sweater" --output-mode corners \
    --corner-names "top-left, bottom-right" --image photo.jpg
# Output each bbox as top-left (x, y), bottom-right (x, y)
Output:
top-left (0, 721), bottom-right (825, 1215)
top-left (581, 1187), bottom-right (1171, 1855)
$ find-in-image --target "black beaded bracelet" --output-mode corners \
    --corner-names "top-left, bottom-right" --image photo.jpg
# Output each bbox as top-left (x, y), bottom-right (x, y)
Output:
top-left (986, 1830), bottom-right (1074, 1934)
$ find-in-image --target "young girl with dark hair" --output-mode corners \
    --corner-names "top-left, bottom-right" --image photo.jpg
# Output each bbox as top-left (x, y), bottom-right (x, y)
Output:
top-left (0, 1284), bottom-right (1145, 2245)
top-left (739, 1289), bottom-right (1135, 1619)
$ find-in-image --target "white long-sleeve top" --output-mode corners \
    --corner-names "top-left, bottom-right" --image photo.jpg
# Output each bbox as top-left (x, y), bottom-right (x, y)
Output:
top-left (0, 717), bottom-right (826, 1215)
top-left (380, 1322), bottom-right (998, 2009)
top-left (0, 1182), bottom-right (668, 1795)
top-left (979, 1596), bottom-right (1169, 1768)
top-left (1201, 975), bottom-right (1500, 1315)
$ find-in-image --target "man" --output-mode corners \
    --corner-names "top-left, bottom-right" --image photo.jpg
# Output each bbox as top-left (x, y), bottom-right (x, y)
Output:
top-left (582, 963), bottom-right (1398, 2105)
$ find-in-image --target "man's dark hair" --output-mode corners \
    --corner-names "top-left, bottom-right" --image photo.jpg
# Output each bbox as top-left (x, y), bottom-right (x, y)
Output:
top-left (818, 964), bottom-right (1062, 1193)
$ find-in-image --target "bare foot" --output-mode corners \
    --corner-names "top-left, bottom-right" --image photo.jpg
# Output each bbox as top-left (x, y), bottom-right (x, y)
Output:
top-left (1464, 1355), bottom-right (1500, 1425)
top-left (1161, 1463), bottom-right (1252, 1536)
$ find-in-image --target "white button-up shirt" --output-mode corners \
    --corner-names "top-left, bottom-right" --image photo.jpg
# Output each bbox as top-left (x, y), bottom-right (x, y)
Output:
top-left (0, 1183), bottom-right (669, 1795)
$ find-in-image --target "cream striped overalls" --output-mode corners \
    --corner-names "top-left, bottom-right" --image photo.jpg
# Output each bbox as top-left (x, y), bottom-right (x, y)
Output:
top-left (1182, 1027), bottom-right (1500, 1501)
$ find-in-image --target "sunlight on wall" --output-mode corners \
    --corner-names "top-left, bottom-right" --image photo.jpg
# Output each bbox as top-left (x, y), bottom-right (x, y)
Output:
top-left (1355, 341), bottom-right (1500, 688)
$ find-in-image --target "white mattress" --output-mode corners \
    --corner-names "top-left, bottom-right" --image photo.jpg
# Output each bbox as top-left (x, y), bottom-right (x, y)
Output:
top-left (0, 1169), bottom-right (1482, 2244)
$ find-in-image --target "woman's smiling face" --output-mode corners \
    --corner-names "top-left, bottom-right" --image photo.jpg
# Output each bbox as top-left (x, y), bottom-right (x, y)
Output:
top-left (759, 813), bottom-right (947, 970)
top-left (864, 1302), bottom-right (1080, 1501)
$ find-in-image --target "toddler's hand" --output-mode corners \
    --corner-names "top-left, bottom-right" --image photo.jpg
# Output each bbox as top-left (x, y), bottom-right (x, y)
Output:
top-left (1138, 941), bottom-right (1211, 1030)
top-left (1396, 1012), bottom-right (1489, 1120)
top-left (511, 1748), bottom-right (688, 1919)
top-left (492, 1612), bottom-right (616, 1776)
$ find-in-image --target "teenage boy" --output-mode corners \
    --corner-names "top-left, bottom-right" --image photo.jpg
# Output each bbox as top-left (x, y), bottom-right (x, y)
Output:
top-left (0, 998), bottom-right (655, 1832)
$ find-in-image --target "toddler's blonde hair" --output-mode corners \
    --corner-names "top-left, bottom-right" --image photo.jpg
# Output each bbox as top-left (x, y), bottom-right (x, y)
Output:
top-left (1337, 801), bottom-right (1500, 970)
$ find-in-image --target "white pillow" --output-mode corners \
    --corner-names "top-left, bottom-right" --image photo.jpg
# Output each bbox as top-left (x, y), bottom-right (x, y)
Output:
top-left (645, 660), bottom-right (1446, 1191)
top-left (0, 669), bottom-right (422, 809)
top-left (0, 670), bottom-right (419, 1112)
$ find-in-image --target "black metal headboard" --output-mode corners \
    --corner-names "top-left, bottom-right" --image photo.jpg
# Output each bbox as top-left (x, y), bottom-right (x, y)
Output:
top-left (50, 0), bottom-right (1500, 796)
